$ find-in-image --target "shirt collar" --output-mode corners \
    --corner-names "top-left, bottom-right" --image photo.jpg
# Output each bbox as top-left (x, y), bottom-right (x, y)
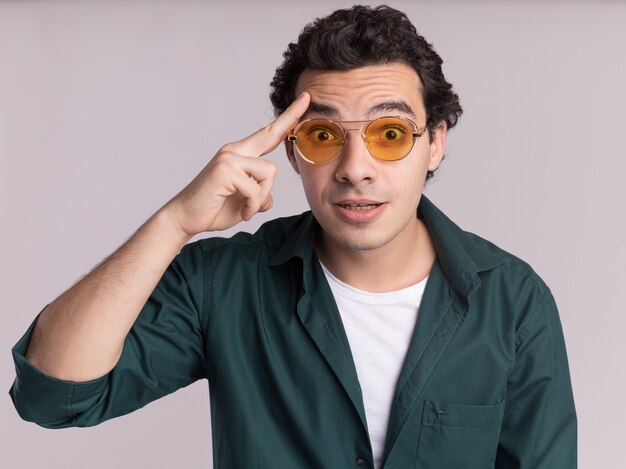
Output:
top-left (267, 211), bottom-right (317, 267)
top-left (269, 194), bottom-right (504, 298)
top-left (417, 195), bottom-right (503, 297)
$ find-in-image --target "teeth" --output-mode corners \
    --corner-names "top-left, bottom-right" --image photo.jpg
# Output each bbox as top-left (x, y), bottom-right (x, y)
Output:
top-left (339, 203), bottom-right (380, 210)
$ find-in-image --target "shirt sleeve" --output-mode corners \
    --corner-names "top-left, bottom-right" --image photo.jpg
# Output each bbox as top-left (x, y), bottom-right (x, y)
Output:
top-left (495, 286), bottom-right (577, 468)
top-left (8, 241), bottom-right (208, 429)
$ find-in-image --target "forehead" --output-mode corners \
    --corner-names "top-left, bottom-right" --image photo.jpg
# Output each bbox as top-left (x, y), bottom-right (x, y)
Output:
top-left (295, 62), bottom-right (424, 120)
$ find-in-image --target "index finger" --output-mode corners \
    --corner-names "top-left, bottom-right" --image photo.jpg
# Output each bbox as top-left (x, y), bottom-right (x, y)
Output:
top-left (234, 92), bottom-right (311, 157)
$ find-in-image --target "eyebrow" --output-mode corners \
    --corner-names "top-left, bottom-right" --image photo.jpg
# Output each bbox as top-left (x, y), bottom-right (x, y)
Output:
top-left (305, 101), bottom-right (338, 117)
top-left (369, 100), bottom-right (417, 119)
top-left (304, 100), bottom-right (417, 120)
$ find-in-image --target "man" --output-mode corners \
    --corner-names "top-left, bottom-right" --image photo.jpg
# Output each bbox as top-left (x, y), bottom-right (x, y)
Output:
top-left (10, 5), bottom-right (576, 468)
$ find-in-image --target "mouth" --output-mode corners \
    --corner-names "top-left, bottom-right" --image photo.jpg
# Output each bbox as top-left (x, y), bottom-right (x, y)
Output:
top-left (336, 202), bottom-right (383, 211)
top-left (333, 199), bottom-right (386, 222)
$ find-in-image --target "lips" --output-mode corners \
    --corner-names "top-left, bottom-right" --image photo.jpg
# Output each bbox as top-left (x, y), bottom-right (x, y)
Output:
top-left (334, 199), bottom-right (386, 222)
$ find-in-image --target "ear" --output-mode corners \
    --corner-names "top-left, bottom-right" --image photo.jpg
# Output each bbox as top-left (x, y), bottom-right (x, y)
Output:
top-left (284, 139), bottom-right (300, 174)
top-left (428, 121), bottom-right (447, 172)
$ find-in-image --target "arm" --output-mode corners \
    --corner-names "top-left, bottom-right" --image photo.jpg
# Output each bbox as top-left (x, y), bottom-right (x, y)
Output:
top-left (24, 210), bottom-right (191, 382)
top-left (20, 92), bottom-right (311, 383)
top-left (495, 289), bottom-right (577, 468)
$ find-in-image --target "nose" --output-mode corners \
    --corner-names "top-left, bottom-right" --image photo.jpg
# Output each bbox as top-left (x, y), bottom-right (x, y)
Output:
top-left (334, 129), bottom-right (378, 185)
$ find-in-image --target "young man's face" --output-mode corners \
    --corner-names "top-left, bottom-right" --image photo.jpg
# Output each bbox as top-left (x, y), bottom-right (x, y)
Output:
top-left (287, 62), bottom-right (446, 257)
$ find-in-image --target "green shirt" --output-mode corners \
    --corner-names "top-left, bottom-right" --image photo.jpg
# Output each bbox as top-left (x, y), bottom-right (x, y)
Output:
top-left (9, 195), bottom-right (577, 468)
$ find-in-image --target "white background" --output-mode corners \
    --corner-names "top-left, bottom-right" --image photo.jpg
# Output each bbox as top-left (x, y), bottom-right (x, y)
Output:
top-left (1, 1), bottom-right (625, 467)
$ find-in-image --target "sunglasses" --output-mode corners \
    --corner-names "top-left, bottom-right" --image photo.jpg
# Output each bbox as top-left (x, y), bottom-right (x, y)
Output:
top-left (288, 115), bottom-right (426, 164)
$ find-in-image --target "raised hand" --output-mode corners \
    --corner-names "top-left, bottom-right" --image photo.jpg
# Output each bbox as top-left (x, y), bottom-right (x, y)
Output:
top-left (165, 92), bottom-right (310, 237)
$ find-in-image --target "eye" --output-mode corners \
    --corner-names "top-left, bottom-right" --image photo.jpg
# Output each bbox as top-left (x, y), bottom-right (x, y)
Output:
top-left (308, 127), bottom-right (338, 143)
top-left (379, 125), bottom-right (406, 141)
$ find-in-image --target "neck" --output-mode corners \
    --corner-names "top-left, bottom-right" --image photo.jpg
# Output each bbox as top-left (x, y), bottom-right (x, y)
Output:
top-left (316, 217), bottom-right (436, 293)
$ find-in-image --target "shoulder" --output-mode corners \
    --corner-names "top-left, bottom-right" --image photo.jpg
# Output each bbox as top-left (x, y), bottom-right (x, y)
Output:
top-left (466, 230), bottom-right (552, 299)
top-left (187, 212), bottom-right (312, 261)
top-left (460, 230), bottom-right (559, 342)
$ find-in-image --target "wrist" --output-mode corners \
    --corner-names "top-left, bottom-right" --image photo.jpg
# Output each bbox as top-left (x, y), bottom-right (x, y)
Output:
top-left (152, 203), bottom-right (194, 249)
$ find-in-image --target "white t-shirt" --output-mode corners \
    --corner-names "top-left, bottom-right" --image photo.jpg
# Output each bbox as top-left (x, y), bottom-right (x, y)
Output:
top-left (320, 262), bottom-right (428, 469)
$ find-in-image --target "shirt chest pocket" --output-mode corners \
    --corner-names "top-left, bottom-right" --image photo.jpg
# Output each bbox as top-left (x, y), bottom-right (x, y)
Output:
top-left (415, 400), bottom-right (505, 469)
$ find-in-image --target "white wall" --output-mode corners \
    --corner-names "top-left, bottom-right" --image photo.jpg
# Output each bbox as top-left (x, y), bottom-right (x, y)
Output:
top-left (1, 1), bottom-right (624, 467)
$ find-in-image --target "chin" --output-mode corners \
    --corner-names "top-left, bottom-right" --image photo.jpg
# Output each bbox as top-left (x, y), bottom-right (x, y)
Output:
top-left (329, 231), bottom-right (393, 252)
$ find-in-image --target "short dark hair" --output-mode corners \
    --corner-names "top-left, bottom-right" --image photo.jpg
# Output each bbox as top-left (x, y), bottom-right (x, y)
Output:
top-left (270, 4), bottom-right (462, 181)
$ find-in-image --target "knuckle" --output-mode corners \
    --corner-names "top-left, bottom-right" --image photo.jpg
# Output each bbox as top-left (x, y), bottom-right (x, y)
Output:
top-left (269, 162), bottom-right (278, 176)
top-left (260, 159), bottom-right (278, 175)
top-left (218, 142), bottom-right (236, 154)
top-left (210, 158), bottom-right (234, 176)
top-left (211, 151), bottom-right (230, 165)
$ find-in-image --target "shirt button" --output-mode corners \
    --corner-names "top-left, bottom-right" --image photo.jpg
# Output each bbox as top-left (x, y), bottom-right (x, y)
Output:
top-left (437, 411), bottom-right (445, 421)
top-left (356, 456), bottom-right (366, 465)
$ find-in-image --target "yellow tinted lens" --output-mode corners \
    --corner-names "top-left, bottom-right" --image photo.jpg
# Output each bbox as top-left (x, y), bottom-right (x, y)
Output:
top-left (365, 117), bottom-right (415, 160)
top-left (295, 119), bottom-right (343, 163)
